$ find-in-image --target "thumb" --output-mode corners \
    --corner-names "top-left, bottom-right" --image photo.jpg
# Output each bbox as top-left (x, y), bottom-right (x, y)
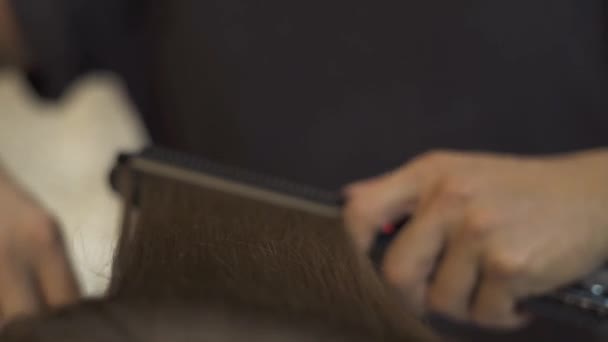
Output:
top-left (343, 165), bottom-right (428, 251)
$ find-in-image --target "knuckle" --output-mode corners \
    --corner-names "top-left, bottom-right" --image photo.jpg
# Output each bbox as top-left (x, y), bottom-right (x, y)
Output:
top-left (418, 150), bottom-right (452, 166)
top-left (460, 211), bottom-right (495, 240)
top-left (344, 194), bottom-right (363, 215)
top-left (382, 263), bottom-right (405, 289)
top-left (22, 213), bottom-right (63, 250)
top-left (349, 197), bottom-right (370, 218)
top-left (485, 252), bottom-right (528, 280)
top-left (436, 177), bottom-right (468, 197)
top-left (382, 261), bottom-right (413, 290)
top-left (344, 198), bottom-right (372, 228)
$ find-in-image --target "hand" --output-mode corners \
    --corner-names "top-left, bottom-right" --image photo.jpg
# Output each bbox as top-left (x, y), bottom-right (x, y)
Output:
top-left (344, 149), bottom-right (608, 329)
top-left (0, 167), bottom-right (79, 322)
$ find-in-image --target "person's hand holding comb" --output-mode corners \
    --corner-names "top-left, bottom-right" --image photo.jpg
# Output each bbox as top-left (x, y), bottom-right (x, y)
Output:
top-left (344, 149), bottom-right (608, 329)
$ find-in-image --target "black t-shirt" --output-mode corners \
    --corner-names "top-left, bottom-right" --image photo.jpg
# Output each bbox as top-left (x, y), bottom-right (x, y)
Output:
top-left (10, 0), bottom-right (608, 190)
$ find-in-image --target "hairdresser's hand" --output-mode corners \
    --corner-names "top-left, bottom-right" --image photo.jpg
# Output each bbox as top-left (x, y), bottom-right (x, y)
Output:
top-left (344, 149), bottom-right (608, 329)
top-left (0, 168), bottom-right (79, 322)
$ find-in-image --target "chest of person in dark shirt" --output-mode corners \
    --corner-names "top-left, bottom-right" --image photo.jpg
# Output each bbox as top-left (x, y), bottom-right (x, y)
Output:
top-left (12, 0), bottom-right (608, 191)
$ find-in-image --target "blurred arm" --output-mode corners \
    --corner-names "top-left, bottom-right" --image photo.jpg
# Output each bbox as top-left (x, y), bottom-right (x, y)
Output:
top-left (0, 0), bottom-right (25, 66)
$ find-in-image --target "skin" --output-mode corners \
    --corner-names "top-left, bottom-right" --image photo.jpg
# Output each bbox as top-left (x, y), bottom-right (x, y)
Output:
top-left (344, 149), bottom-right (608, 329)
top-left (0, 167), bottom-right (80, 322)
top-left (0, 0), bottom-right (25, 66)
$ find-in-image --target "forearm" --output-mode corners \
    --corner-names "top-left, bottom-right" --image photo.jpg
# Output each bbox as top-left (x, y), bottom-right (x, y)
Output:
top-left (0, 0), bottom-right (25, 66)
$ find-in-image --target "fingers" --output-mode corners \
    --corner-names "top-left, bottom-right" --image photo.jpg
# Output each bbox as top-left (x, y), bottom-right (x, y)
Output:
top-left (382, 197), bottom-right (460, 313)
top-left (344, 164), bottom-right (432, 251)
top-left (345, 168), bottom-right (420, 218)
top-left (0, 169), bottom-right (80, 323)
top-left (344, 152), bottom-right (539, 330)
top-left (0, 253), bottom-right (40, 321)
top-left (26, 222), bottom-right (80, 309)
top-left (34, 240), bottom-right (80, 308)
top-left (471, 275), bottom-right (529, 329)
top-left (0, 220), bottom-right (80, 322)
top-left (427, 231), bottom-right (480, 321)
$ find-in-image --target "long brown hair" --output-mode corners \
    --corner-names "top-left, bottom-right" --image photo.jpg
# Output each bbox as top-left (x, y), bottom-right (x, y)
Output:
top-left (1, 173), bottom-right (434, 341)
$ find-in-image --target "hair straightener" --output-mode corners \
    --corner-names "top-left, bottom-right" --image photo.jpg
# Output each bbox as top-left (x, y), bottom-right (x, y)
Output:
top-left (109, 146), bottom-right (608, 334)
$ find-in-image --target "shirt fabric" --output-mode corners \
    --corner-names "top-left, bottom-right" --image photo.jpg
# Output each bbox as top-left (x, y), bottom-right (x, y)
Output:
top-left (10, 0), bottom-right (608, 191)
top-left (9, 0), bottom-right (608, 340)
